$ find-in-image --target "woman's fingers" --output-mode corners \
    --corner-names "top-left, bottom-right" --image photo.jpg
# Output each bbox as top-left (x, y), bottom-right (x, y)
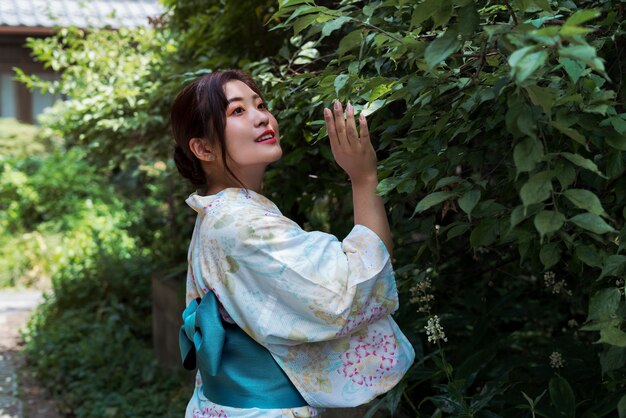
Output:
top-left (324, 108), bottom-right (339, 149)
top-left (345, 103), bottom-right (359, 146)
top-left (325, 101), bottom-right (365, 151)
top-left (333, 101), bottom-right (348, 147)
top-left (358, 113), bottom-right (371, 145)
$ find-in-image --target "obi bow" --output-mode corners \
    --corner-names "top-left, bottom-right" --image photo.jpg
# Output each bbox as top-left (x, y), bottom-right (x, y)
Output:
top-left (179, 291), bottom-right (226, 375)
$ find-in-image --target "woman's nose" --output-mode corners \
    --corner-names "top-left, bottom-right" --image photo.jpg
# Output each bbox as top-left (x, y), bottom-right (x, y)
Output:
top-left (252, 108), bottom-right (269, 126)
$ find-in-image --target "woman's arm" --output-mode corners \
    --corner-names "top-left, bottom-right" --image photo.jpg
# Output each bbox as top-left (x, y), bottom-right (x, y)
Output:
top-left (323, 100), bottom-right (393, 258)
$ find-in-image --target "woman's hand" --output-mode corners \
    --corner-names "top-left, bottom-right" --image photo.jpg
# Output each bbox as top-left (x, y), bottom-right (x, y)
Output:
top-left (324, 101), bottom-right (378, 185)
top-left (324, 101), bottom-right (392, 256)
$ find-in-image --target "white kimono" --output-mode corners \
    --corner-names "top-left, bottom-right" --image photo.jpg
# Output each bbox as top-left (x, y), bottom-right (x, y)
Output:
top-left (184, 188), bottom-right (415, 417)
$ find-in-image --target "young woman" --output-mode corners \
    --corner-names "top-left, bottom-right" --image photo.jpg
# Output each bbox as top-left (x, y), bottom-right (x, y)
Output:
top-left (171, 70), bottom-right (414, 418)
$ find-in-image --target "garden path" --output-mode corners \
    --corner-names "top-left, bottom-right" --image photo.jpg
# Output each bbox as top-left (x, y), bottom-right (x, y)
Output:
top-left (0, 290), bottom-right (59, 418)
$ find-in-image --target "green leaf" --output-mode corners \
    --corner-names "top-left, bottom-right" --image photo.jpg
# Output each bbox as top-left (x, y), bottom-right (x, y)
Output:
top-left (599, 327), bottom-right (626, 347)
top-left (376, 177), bottom-right (402, 196)
top-left (432, 0), bottom-right (453, 27)
top-left (563, 9), bottom-right (600, 27)
top-left (520, 171), bottom-right (552, 207)
top-left (457, 4), bottom-right (480, 37)
top-left (411, 0), bottom-right (440, 27)
top-left (337, 30), bottom-right (361, 56)
top-left (606, 150), bottom-right (625, 179)
top-left (321, 16), bottom-right (351, 37)
top-left (334, 74), bottom-right (349, 95)
top-left (534, 211), bottom-right (565, 238)
top-left (540, 242), bottom-right (561, 268)
top-left (608, 116), bottom-right (626, 135)
top-left (599, 255), bottom-right (626, 279)
top-left (470, 219), bottom-right (498, 247)
top-left (606, 133), bottom-right (626, 151)
top-left (413, 191), bottom-right (457, 215)
top-left (425, 30), bottom-right (461, 69)
top-left (554, 160), bottom-right (577, 189)
top-left (588, 288), bottom-right (622, 321)
top-left (561, 152), bottom-right (607, 178)
top-left (560, 58), bottom-right (585, 83)
top-left (434, 176), bottom-right (463, 190)
top-left (514, 137), bottom-right (544, 174)
top-left (447, 223), bottom-right (470, 241)
top-left (509, 46), bottom-right (548, 83)
top-left (397, 178), bottom-right (417, 194)
top-left (525, 85), bottom-right (555, 115)
top-left (551, 121), bottom-right (586, 145)
top-left (293, 15), bottom-right (318, 35)
top-left (531, 0), bottom-right (551, 11)
top-left (549, 375), bottom-right (575, 418)
top-left (570, 213), bottom-right (616, 234)
top-left (563, 189), bottom-right (607, 217)
top-left (559, 44), bottom-right (605, 73)
top-left (278, 0), bottom-right (312, 9)
top-left (599, 346), bottom-right (626, 374)
top-left (421, 168), bottom-right (439, 186)
top-left (575, 245), bottom-right (604, 268)
top-left (510, 204), bottom-right (538, 229)
top-left (458, 190), bottom-right (481, 217)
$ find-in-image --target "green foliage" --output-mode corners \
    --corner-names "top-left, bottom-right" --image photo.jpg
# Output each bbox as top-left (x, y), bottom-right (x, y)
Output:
top-left (0, 118), bottom-right (50, 157)
top-left (14, 26), bottom-right (174, 171)
top-left (22, 253), bottom-right (188, 417)
top-left (260, 0), bottom-right (626, 415)
top-left (0, 148), bottom-right (139, 287)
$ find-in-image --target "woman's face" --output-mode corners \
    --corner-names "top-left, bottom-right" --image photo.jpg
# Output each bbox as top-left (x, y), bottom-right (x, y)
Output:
top-left (222, 80), bottom-right (282, 168)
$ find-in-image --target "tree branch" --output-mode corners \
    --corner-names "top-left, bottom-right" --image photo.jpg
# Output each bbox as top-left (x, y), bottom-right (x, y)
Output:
top-left (503, 0), bottom-right (519, 25)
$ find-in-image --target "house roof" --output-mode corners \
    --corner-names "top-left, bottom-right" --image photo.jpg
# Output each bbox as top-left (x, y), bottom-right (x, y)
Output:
top-left (0, 0), bottom-right (164, 31)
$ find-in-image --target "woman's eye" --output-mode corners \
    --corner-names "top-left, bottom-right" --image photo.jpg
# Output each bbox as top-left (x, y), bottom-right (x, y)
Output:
top-left (232, 107), bottom-right (244, 115)
top-left (257, 103), bottom-right (266, 110)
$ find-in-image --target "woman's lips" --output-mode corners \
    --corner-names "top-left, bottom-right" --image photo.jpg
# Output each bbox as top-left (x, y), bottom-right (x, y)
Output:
top-left (256, 136), bottom-right (277, 144)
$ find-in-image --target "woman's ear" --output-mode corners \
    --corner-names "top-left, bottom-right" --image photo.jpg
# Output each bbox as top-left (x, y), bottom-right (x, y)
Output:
top-left (188, 138), bottom-right (216, 162)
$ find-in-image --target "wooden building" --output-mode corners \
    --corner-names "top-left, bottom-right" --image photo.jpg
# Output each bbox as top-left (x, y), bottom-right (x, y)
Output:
top-left (0, 0), bottom-right (162, 124)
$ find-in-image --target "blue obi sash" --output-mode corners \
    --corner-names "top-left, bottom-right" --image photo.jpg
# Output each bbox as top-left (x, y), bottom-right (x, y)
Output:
top-left (179, 291), bottom-right (308, 408)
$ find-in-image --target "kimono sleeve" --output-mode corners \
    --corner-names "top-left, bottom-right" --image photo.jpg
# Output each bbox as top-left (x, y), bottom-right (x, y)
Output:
top-left (200, 204), bottom-right (399, 346)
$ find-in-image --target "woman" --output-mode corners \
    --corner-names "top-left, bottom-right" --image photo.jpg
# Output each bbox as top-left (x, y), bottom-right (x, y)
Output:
top-left (171, 70), bottom-right (414, 418)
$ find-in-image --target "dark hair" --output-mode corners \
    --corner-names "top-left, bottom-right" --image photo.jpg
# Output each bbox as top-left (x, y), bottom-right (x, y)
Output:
top-left (170, 69), bottom-right (263, 191)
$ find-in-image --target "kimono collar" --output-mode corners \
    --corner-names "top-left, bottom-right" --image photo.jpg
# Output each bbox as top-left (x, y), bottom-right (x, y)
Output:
top-left (185, 187), bottom-right (280, 216)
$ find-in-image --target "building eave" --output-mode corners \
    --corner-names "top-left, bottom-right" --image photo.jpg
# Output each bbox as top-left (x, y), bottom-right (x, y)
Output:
top-left (0, 26), bottom-right (58, 36)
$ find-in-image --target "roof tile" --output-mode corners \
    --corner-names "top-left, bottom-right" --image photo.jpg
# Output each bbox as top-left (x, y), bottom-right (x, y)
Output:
top-left (0, 0), bottom-right (163, 29)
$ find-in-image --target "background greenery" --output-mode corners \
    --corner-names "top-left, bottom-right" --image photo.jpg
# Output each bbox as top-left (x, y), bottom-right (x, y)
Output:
top-left (2, 0), bottom-right (624, 416)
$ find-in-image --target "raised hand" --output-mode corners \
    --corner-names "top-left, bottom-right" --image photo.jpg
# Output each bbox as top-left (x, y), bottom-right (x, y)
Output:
top-left (323, 101), bottom-right (378, 185)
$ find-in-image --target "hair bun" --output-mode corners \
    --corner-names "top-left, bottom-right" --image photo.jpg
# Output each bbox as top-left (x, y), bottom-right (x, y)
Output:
top-left (173, 145), bottom-right (206, 188)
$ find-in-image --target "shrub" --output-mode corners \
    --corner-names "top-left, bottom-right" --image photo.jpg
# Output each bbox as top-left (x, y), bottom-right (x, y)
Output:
top-left (0, 118), bottom-right (51, 158)
top-left (22, 254), bottom-right (189, 417)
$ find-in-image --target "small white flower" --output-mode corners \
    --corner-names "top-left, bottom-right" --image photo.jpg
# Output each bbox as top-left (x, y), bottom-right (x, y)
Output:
top-left (567, 319), bottom-right (579, 328)
top-left (424, 315), bottom-right (448, 343)
top-left (410, 279), bottom-right (435, 313)
top-left (544, 271), bottom-right (572, 296)
top-left (549, 351), bottom-right (565, 369)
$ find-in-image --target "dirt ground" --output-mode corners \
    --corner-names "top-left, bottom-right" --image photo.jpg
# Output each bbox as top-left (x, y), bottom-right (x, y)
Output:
top-left (0, 290), bottom-right (60, 418)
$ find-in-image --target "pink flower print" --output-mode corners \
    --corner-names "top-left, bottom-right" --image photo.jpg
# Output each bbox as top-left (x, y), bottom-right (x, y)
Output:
top-left (338, 331), bottom-right (398, 387)
top-left (193, 406), bottom-right (228, 418)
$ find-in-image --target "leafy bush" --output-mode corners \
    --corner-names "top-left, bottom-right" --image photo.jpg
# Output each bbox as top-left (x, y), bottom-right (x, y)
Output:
top-left (261, 1), bottom-right (626, 416)
top-left (0, 118), bottom-right (51, 157)
top-left (22, 253), bottom-right (188, 417)
top-left (0, 147), bottom-right (138, 287)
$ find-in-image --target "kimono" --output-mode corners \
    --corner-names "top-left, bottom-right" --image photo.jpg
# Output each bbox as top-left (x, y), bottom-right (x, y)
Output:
top-left (183, 187), bottom-right (415, 418)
